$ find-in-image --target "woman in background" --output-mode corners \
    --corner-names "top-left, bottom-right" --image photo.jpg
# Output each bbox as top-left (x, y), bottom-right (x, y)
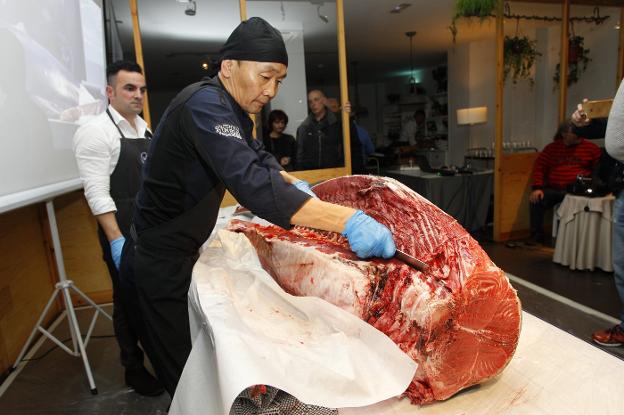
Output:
top-left (264, 109), bottom-right (296, 171)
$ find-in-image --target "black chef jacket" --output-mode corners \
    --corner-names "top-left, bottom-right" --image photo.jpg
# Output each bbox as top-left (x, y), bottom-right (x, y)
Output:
top-left (134, 76), bottom-right (310, 250)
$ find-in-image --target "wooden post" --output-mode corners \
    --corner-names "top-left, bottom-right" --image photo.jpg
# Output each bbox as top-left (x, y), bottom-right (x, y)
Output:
top-left (558, 0), bottom-right (570, 123)
top-left (493, 0), bottom-right (505, 242)
top-left (239, 0), bottom-right (247, 21)
top-left (128, 0), bottom-right (151, 129)
top-left (336, 0), bottom-right (352, 174)
top-left (618, 8), bottom-right (624, 85)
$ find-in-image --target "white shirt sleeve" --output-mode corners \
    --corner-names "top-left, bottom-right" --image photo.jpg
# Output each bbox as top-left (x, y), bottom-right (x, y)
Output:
top-left (606, 80), bottom-right (624, 162)
top-left (73, 123), bottom-right (117, 215)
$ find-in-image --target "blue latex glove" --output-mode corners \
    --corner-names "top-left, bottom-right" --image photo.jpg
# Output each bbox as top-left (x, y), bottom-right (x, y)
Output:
top-left (342, 210), bottom-right (396, 259)
top-left (293, 180), bottom-right (318, 198)
top-left (110, 236), bottom-right (126, 270)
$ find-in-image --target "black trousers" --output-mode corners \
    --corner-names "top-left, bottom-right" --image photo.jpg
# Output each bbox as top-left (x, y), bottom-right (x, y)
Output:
top-left (529, 188), bottom-right (567, 240)
top-left (119, 239), bottom-right (195, 398)
top-left (97, 228), bottom-right (144, 370)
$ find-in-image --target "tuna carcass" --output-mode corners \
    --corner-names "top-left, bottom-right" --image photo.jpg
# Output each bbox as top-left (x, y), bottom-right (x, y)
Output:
top-left (228, 175), bottom-right (521, 404)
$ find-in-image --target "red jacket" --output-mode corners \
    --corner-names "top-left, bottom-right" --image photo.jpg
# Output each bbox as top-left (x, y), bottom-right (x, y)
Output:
top-left (532, 138), bottom-right (601, 190)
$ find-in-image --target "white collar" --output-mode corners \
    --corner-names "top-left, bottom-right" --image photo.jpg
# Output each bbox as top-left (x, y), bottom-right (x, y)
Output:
top-left (107, 104), bottom-right (148, 136)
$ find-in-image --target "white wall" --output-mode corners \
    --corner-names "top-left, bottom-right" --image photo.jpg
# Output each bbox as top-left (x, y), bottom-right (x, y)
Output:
top-left (270, 23), bottom-right (308, 137)
top-left (447, 13), bottom-right (620, 164)
top-left (447, 43), bottom-right (470, 166)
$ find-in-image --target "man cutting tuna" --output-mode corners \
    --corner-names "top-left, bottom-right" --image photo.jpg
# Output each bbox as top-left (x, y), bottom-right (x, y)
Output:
top-left (119, 17), bottom-right (396, 398)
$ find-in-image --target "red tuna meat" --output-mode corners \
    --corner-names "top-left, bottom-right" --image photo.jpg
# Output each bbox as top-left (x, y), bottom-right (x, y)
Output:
top-left (228, 175), bottom-right (521, 404)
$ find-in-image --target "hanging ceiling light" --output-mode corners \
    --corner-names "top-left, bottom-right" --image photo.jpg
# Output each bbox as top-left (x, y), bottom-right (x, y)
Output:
top-left (406, 31), bottom-right (417, 94)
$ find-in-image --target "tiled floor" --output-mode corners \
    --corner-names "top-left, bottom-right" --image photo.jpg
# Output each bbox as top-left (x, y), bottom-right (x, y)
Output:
top-left (1, 239), bottom-right (622, 414)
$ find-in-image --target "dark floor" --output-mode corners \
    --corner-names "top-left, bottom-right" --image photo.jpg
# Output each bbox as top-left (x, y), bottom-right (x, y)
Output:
top-left (479, 237), bottom-right (624, 362)
top-left (1, 237), bottom-right (623, 414)
top-left (0, 305), bottom-right (171, 415)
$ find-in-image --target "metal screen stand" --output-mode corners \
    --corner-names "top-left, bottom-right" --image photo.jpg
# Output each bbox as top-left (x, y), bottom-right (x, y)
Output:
top-left (11, 200), bottom-right (112, 395)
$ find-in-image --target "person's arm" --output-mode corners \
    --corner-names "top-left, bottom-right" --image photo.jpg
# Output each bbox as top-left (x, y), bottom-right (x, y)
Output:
top-left (96, 212), bottom-right (123, 241)
top-left (73, 124), bottom-right (118, 218)
top-left (606, 80), bottom-right (624, 162)
top-left (73, 122), bottom-right (124, 268)
top-left (251, 137), bottom-right (283, 171)
top-left (531, 146), bottom-right (550, 190)
top-left (291, 198), bottom-right (396, 259)
top-left (571, 98), bottom-right (608, 139)
top-left (291, 198), bottom-right (354, 232)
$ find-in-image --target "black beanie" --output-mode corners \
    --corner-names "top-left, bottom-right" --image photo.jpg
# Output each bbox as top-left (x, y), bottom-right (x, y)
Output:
top-left (219, 17), bottom-right (288, 66)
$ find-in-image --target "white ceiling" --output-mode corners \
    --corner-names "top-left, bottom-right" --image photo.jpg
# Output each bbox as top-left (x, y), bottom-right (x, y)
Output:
top-left (109, 0), bottom-right (615, 88)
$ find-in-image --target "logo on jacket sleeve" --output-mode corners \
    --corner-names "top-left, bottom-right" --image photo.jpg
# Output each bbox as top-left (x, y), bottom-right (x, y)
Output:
top-left (214, 123), bottom-right (243, 140)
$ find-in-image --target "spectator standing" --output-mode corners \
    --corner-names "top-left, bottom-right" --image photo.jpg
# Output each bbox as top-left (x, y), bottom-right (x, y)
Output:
top-left (72, 61), bottom-right (163, 396)
top-left (297, 90), bottom-right (363, 172)
top-left (264, 109), bottom-right (296, 171)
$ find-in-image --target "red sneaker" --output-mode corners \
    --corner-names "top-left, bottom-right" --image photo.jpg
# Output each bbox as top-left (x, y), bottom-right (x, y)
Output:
top-left (592, 325), bottom-right (624, 347)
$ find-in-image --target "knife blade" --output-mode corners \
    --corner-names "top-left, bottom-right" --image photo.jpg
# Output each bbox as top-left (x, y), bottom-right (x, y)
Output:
top-left (394, 249), bottom-right (429, 272)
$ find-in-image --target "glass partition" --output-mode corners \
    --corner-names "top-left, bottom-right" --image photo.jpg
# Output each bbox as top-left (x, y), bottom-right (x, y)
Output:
top-left (246, 0), bottom-right (351, 175)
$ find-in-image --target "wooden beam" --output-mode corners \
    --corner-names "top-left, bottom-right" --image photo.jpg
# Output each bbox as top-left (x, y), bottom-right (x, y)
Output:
top-left (239, 0), bottom-right (247, 21)
top-left (618, 8), bottom-right (624, 85)
top-left (493, 0), bottom-right (505, 241)
top-left (558, 0), bottom-right (570, 123)
top-left (336, 0), bottom-right (352, 174)
top-left (128, 0), bottom-right (152, 129)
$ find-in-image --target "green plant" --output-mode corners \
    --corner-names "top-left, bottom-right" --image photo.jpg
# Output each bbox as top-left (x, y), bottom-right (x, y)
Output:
top-left (454, 0), bottom-right (497, 20)
top-left (504, 35), bottom-right (541, 85)
top-left (553, 35), bottom-right (591, 88)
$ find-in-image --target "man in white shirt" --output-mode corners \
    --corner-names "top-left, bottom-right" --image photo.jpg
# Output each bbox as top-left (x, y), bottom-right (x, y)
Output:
top-left (73, 61), bottom-right (163, 396)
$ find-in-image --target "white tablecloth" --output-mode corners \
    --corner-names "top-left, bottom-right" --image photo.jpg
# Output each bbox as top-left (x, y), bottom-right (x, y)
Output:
top-left (170, 228), bottom-right (416, 415)
top-left (553, 194), bottom-right (615, 272)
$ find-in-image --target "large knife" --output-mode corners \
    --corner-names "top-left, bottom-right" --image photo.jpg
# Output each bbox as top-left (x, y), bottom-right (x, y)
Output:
top-left (394, 249), bottom-right (429, 272)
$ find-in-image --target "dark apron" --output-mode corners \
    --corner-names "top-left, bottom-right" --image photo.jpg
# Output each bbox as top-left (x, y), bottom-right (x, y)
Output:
top-left (96, 109), bottom-right (150, 370)
top-left (120, 80), bottom-right (227, 397)
top-left (99, 109), bottom-right (151, 241)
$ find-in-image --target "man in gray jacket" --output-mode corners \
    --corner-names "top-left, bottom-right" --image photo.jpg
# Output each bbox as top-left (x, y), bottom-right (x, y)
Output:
top-left (572, 80), bottom-right (624, 346)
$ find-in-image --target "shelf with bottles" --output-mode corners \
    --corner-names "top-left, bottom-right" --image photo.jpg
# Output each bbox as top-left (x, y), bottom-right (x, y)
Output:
top-left (465, 141), bottom-right (538, 159)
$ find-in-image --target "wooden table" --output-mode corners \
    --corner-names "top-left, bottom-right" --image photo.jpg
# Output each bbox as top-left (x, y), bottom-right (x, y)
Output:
top-left (385, 169), bottom-right (493, 231)
top-left (341, 312), bottom-right (624, 414)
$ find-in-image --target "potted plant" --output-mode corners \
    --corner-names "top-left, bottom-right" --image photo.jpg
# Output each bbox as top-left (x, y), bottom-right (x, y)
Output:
top-left (504, 35), bottom-right (541, 85)
top-left (553, 35), bottom-right (591, 88)
top-left (454, 0), bottom-right (497, 20)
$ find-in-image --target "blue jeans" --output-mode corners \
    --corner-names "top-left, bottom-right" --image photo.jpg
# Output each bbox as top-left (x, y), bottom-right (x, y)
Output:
top-left (613, 192), bottom-right (624, 327)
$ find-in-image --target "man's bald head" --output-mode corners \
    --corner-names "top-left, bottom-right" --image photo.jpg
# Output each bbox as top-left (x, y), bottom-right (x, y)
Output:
top-left (308, 89), bottom-right (327, 119)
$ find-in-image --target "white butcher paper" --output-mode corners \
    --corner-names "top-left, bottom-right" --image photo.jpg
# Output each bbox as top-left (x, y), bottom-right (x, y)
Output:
top-left (169, 229), bottom-right (418, 415)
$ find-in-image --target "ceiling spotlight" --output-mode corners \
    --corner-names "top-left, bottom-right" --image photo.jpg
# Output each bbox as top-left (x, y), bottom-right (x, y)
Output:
top-left (201, 62), bottom-right (209, 71)
top-left (317, 5), bottom-right (329, 24)
top-left (185, 0), bottom-right (196, 16)
top-left (390, 3), bottom-right (411, 14)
